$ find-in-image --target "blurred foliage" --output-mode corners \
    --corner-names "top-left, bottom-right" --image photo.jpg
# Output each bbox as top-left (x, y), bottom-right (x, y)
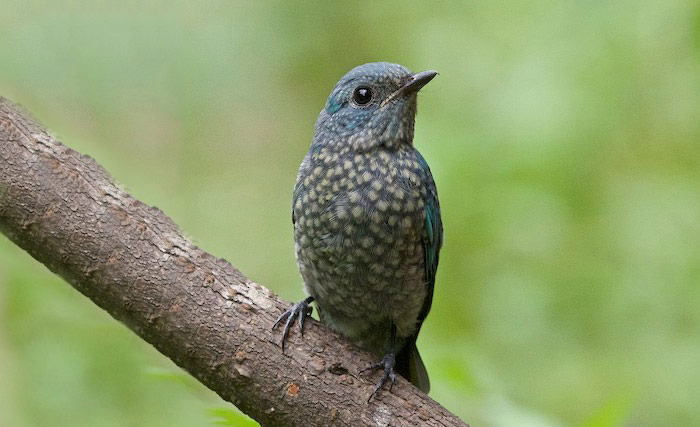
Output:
top-left (1, 0), bottom-right (699, 426)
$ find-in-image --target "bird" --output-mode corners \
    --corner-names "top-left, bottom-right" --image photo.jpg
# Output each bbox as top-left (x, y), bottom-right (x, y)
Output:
top-left (274, 62), bottom-right (442, 401)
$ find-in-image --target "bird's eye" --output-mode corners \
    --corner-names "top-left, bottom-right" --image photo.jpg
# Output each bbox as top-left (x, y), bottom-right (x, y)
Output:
top-left (352, 86), bottom-right (373, 105)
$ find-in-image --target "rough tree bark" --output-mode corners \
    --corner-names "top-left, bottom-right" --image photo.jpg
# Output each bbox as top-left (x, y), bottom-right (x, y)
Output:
top-left (0, 97), bottom-right (467, 427)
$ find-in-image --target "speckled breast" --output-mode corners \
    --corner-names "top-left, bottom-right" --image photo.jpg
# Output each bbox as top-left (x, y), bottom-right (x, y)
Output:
top-left (293, 144), bottom-right (429, 344)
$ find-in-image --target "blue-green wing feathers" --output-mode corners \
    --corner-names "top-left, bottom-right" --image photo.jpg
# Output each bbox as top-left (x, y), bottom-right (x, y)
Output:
top-left (416, 152), bottom-right (443, 326)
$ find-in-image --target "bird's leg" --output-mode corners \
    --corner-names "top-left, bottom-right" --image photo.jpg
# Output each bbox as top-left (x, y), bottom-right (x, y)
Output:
top-left (359, 322), bottom-right (398, 402)
top-left (272, 296), bottom-right (314, 352)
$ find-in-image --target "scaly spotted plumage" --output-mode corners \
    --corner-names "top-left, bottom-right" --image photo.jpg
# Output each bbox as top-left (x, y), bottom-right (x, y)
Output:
top-left (275, 62), bottom-right (442, 400)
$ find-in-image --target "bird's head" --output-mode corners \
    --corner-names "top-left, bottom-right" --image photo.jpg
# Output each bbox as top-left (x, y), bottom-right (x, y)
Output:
top-left (313, 62), bottom-right (437, 152)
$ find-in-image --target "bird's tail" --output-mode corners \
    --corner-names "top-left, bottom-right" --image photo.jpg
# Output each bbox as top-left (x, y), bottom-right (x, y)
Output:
top-left (396, 339), bottom-right (430, 394)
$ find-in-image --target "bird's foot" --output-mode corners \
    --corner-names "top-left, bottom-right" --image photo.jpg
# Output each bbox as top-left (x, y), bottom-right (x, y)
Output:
top-left (272, 296), bottom-right (314, 352)
top-left (359, 353), bottom-right (397, 402)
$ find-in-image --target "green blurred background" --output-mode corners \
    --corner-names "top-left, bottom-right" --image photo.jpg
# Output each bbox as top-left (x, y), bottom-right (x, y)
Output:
top-left (1, 1), bottom-right (699, 426)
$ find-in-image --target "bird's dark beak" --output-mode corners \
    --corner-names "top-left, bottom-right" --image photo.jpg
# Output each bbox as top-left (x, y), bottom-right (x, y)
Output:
top-left (400, 70), bottom-right (438, 95)
top-left (380, 70), bottom-right (438, 108)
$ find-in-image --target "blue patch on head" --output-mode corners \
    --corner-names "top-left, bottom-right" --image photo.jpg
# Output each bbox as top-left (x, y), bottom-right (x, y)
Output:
top-left (326, 96), bottom-right (343, 114)
top-left (343, 115), bottom-right (362, 130)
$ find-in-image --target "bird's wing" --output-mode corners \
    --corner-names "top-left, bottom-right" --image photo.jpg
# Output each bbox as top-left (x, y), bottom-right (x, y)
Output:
top-left (416, 151), bottom-right (443, 328)
top-left (292, 151), bottom-right (314, 225)
top-left (396, 150), bottom-right (442, 393)
top-left (292, 183), bottom-right (299, 225)
top-left (292, 182), bottom-right (299, 224)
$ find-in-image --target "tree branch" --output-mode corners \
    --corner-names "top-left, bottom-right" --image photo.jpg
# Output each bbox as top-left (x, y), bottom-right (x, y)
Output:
top-left (0, 97), bottom-right (467, 427)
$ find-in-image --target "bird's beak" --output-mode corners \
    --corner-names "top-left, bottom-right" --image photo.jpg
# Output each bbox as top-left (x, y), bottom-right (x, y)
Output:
top-left (400, 70), bottom-right (439, 95)
top-left (380, 70), bottom-right (438, 108)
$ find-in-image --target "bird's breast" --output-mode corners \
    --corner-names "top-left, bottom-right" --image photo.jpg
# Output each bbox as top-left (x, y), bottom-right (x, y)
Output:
top-left (294, 147), bottom-right (426, 261)
top-left (293, 146), bottom-right (428, 337)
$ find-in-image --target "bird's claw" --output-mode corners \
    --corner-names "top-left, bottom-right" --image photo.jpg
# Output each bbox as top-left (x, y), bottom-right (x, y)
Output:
top-left (360, 353), bottom-right (397, 402)
top-left (272, 296), bottom-right (313, 352)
